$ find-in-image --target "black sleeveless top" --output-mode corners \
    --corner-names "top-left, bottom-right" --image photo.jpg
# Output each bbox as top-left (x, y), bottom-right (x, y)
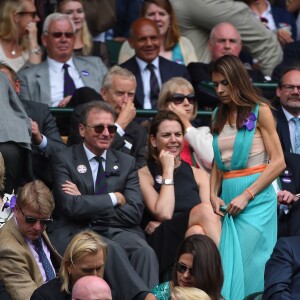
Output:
top-left (147, 160), bottom-right (201, 216)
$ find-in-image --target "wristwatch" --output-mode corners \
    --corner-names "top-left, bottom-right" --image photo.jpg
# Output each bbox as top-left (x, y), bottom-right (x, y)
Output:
top-left (161, 178), bottom-right (174, 185)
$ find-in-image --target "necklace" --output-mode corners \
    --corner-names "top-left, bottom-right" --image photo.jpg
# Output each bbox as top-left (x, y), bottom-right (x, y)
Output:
top-left (11, 50), bottom-right (16, 56)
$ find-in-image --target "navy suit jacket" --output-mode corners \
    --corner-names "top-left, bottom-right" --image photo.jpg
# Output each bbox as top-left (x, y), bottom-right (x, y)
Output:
top-left (22, 100), bottom-right (66, 187)
top-left (48, 143), bottom-right (145, 254)
top-left (120, 56), bottom-right (191, 108)
top-left (264, 236), bottom-right (300, 299)
top-left (272, 5), bottom-right (297, 40)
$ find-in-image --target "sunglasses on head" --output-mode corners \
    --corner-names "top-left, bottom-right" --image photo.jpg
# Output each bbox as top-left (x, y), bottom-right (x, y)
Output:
top-left (176, 262), bottom-right (193, 276)
top-left (47, 31), bottom-right (75, 38)
top-left (19, 206), bottom-right (53, 226)
top-left (168, 93), bottom-right (196, 105)
top-left (84, 124), bottom-right (118, 134)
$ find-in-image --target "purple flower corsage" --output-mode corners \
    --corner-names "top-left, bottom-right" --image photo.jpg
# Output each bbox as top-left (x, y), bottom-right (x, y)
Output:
top-left (242, 112), bottom-right (257, 131)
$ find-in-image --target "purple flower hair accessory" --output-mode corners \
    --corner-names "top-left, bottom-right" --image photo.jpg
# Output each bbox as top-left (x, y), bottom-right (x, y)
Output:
top-left (3, 195), bottom-right (16, 211)
top-left (242, 112), bottom-right (257, 131)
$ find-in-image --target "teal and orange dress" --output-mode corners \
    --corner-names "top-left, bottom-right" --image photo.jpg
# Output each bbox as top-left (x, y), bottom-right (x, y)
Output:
top-left (213, 105), bottom-right (277, 300)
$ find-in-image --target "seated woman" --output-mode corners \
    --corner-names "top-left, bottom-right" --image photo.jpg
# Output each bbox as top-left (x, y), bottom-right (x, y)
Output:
top-left (0, 0), bottom-right (41, 71)
top-left (118, 0), bottom-right (197, 65)
top-left (138, 111), bottom-right (220, 277)
top-left (157, 77), bottom-right (213, 172)
top-left (151, 234), bottom-right (224, 300)
top-left (57, 0), bottom-right (110, 68)
top-left (31, 230), bottom-right (107, 300)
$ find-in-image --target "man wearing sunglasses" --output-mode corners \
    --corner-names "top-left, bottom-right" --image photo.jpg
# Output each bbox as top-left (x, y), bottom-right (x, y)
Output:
top-left (17, 12), bottom-right (107, 109)
top-left (49, 101), bottom-right (158, 300)
top-left (0, 180), bottom-right (61, 300)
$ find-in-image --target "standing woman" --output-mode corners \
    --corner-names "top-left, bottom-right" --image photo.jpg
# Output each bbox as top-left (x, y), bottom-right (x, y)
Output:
top-left (57, 0), bottom-right (110, 68)
top-left (210, 55), bottom-right (285, 299)
top-left (118, 0), bottom-right (197, 65)
top-left (0, 0), bottom-right (41, 72)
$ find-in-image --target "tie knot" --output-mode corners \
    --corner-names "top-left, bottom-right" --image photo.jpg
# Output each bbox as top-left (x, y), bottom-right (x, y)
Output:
top-left (292, 117), bottom-right (300, 124)
top-left (94, 156), bottom-right (103, 164)
top-left (33, 237), bottom-right (43, 248)
top-left (147, 63), bottom-right (155, 71)
top-left (63, 63), bottom-right (69, 70)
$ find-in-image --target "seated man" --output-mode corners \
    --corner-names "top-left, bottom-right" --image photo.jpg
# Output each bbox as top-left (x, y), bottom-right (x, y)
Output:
top-left (273, 66), bottom-right (300, 237)
top-left (72, 276), bottom-right (112, 300)
top-left (18, 13), bottom-right (107, 108)
top-left (0, 180), bottom-right (62, 300)
top-left (263, 236), bottom-right (300, 299)
top-left (188, 22), bottom-right (269, 110)
top-left (48, 101), bottom-right (158, 300)
top-left (0, 62), bottom-right (66, 188)
top-left (120, 18), bottom-right (191, 109)
top-left (67, 66), bottom-right (147, 169)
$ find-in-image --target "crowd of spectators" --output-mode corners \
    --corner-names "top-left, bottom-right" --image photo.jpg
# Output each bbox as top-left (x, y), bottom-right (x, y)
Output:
top-left (0, 0), bottom-right (300, 299)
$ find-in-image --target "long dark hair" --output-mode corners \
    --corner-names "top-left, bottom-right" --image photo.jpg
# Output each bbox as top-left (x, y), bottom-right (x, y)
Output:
top-left (211, 55), bottom-right (266, 134)
top-left (172, 235), bottom-right (224, 300)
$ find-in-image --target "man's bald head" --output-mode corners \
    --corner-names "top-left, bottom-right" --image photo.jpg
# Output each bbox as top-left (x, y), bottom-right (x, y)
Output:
top-left (209, 22), bottom-right (242, 61)
top-left (72, 276), bottom-right (112, 300)
top-left (129, 17), bottom-right (161, 63)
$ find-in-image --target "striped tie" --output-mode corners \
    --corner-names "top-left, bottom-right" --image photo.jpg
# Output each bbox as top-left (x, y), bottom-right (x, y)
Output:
top-left (147, 63), bottom-right (160, 109)
top-left (94, 157), bottom-right (107, 194)
top-left (292, 117), bottom-right (300, 154)
top-left (63, 63), bottom-right (76, 97)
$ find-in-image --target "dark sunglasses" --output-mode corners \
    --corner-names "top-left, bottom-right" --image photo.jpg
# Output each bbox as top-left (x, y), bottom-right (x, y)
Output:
top-left (47, 31), bottom-right (75, 38)
top-left (168, 93), bottom-right (196, 105)
top-left (19, 206), bottom-right (53, 226)
top-left (84, 124), bottom-right (117, 134)
top-left (176, 262), bottom-right (193, 276)
top-left (18, 11), bottom-right (38, 18)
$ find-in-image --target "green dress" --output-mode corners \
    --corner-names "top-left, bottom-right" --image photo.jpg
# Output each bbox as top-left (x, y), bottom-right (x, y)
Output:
top-left (151, 281), bottom-right (171, 300)
top-left (213, 105), bottom-right (277, 300)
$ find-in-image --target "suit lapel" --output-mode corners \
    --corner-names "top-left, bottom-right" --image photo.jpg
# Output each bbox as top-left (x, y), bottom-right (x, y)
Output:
top-left (276, 107), bottom-right (292, 152)
top-left (74, 144), bottom-right (95, 194)
top-left (36, 61), bottom-right (51, 105)
top-left (105, 149), bottom-right (121, 192)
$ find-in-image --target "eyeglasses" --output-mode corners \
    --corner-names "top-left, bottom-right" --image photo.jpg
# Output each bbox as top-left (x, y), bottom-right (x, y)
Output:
top-left (17, 11), bottom-right (38, 19)
top-left (83, 124), bottom-right (117, 134)
top-left (282, 84), bottom-right (300, 92)
top-left (18, 206), bottom-right (53, 226)
top-left (46, 31), bottom-right (75, 39)
top-left (176, 262), bottom-right (193, 276)
top-left (167, 93), bottom-right (196, 105)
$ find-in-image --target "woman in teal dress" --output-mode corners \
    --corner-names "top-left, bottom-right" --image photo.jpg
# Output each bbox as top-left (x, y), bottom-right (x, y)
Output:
top-left (210, 55), bottom-right (286, 300)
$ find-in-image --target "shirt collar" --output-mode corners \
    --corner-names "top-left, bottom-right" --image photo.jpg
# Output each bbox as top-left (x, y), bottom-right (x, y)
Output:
top-left (135, 56), bottom-right (160, 72)
top-left (83, 143), bottom-right (107, 162)
top-left (281, 106), bottom-right (299, 122)
top-left (47, 56), bottom-right (75, 73)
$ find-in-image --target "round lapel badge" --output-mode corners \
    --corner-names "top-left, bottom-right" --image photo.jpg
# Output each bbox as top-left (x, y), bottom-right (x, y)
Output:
top-left (77, 164), bottom-right (87, 174)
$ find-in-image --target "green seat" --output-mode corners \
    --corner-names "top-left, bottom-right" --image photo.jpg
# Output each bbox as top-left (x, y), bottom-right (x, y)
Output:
top-left (105, 40), bottom-right (123, 66)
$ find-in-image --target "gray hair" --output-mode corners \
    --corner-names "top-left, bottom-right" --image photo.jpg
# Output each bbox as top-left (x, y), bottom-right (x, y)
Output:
top-left (102, 66), bottom-right (136, 91)
top-left (43, 12), bottom-right (75, 33)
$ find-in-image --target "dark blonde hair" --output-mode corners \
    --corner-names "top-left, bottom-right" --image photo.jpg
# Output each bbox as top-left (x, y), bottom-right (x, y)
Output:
top-left (57, 0), bottom-right (93, 55)
top-left (59, 230), bottom-right (107, 293)
top-left (158, 77), bottom-right (197, 120)
top-left (16, 180), bottom-right (55, 215)
top-left (0, 0), bottom-right (33, 50)
top-left (211, 55), bottom-right (265, 134)
top-left (172, 235), bottom-right (223, 300)
top-left (141, 0), bottom-right (180, 51)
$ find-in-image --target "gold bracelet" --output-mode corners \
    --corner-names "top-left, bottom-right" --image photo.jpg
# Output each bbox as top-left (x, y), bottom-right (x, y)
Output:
top-left (245, 188), bottom-right (255, 199)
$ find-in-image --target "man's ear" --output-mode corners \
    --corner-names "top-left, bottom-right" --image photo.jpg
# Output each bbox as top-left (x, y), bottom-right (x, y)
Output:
top-left (276, 86), bottom-right (282, 98)
top-left (100, 87), bottom-right (108, 102)
top-left (79, 124), bottom-right (85, 138)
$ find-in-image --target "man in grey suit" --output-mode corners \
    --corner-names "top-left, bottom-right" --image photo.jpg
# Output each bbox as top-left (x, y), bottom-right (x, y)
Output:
top-left (0, 72), bottom-right (32, 194)
top-left (48, 101), bottom-right (158, 300)
top-left (17, 13), bottom-right (107, 108)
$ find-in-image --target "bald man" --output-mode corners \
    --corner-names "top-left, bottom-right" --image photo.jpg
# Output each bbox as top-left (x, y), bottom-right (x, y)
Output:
top-left (72, 276), bottom-right (112, 300)
top-left (188, 22), bottom-right (267, 110)
top-left (120, 17), bottom-right (191, 109)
